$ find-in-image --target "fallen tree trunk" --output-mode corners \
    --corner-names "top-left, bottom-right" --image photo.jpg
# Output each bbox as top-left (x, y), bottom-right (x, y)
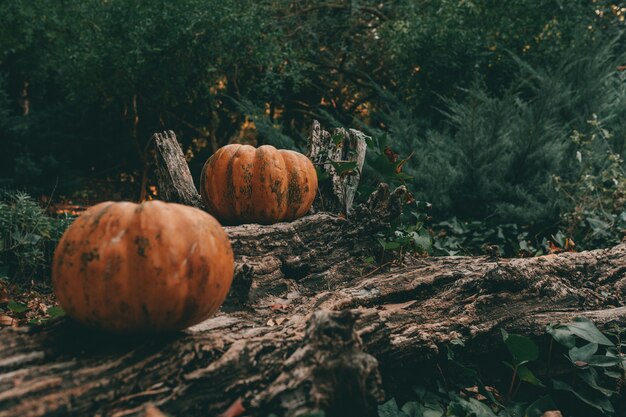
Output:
top-left (1, 126), bottom-right (625, 417)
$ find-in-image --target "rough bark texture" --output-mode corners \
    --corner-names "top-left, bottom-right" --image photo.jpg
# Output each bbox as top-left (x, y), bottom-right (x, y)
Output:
top-left (153, 130), bottom-right (204, 209)
top-left (2, 231), bottom-right (626, 417)
top-left (1, 124), bottom-right (625, 417)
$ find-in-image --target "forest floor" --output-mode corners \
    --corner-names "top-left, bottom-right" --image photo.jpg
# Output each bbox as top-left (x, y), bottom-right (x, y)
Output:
top-left (0, 280), bottom-right (61, 327)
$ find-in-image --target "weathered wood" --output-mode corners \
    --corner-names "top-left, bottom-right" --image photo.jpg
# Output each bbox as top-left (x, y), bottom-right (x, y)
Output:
top-left (1, 199), bottom-right (626, 416)
top-left (1, 124), bottom-right (625, 416)
top-left (153, 130), bottom-right (204, 209)
top-left (308, 120), bottom-right (368, 215)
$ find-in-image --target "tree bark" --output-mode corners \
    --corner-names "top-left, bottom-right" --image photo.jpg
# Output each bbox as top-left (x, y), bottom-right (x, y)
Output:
top-left (1, 124), bottom-right (625, 417)
top-left (308, 120), bottom-right (369, 215)
top-left (152, 130), bottom-right (204, 209)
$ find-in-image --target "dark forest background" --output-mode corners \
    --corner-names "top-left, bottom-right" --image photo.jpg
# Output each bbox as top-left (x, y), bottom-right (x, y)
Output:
top-left (1, 0), bottom-right (625, 254)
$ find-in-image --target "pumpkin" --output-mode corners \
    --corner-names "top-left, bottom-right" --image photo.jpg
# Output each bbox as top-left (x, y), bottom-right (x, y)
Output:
top-left (200, 144), bottom-right (317, 224)
top-left (52, 201), bottom-right (234, 333)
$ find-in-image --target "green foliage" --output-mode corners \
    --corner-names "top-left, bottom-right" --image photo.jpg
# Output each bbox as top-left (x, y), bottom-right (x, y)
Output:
top-left (0, 0), bottom-right (624, 252)
top-left (555, 118), bottom-right (626, 250)
top-left (0, 191), bottom-right (72, 282)
top-left (379, 317), bottom-right (625, 417)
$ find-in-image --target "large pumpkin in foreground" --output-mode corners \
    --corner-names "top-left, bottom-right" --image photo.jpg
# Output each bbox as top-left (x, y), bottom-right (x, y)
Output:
top-left (200, 144), bottom-right (318, 225)
top-left (52, 201), bottom-right (234, 333)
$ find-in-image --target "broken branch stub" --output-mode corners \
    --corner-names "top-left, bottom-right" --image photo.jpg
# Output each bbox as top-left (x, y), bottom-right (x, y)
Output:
top-left (153, 130), bottom-right (205, 209)
top-left (309, 120), bottom-right (369, 215)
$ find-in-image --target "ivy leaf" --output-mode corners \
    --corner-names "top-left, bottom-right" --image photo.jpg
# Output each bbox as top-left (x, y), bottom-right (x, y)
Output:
top-left (546, 324), bottom-right (576, 348)
top-left (586, 355), bottom-right (622, 367)
top-left (577, 368), bottom-right (616, 396)
top-left (501, 329), bottom-right (539, 365)
top-left (566, 317), bottom-right (614, 346)
top-left (517, 364), bottom-right (544, 387)
top-left (568, 342), bottom-right (598, 364)
top-left (553, 379), bottom-right (615, 413)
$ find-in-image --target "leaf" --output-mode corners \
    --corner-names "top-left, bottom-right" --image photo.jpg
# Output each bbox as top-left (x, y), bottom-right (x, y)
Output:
top-left (501, 329), bottom-right (539, 365)
top-left (517, 364), bottom-right (544, 387)
top-left (466, 398), bottom-right (498, 417)
top-left (546, 324), bottom-right (576, 348)
top-left (553, 379), bottom-right (615, 413)
top-left (400, 401), bottom-right (424, 417)
top-left (410, 231), bottom-right (432, 252)
top-left (566, 317), bottom-right (614, 346)
top-left (378, 239), bottom-right (402, 251)
top-left (577, 368), bottom-right (616, 396)
top-left (46, 306), bottom-right (66, 318)
top-left (568, 343), bottom-right (598, 364)
top-left (7, 300), bottom-right (29, 313)
top-left (314, 166), bottom-right (330, 182)
top-left (586, 355), bottom-right (622, 367)
top-left (331, 133), bottom-right (344, 145)
top-left (524, 395), bottom-right (559, 417)
top-left (378, 398), bottom-right (406, 417)
top-left (330, 160), bottom-right (358, 176)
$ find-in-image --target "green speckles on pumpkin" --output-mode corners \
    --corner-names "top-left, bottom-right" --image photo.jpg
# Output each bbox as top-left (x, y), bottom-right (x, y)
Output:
top-left (239, 163), bottom-right (254, 197)
top-left (80, 249), bottom-right (100, 272)
top-left (287, 170), bottom-right (303, 206)
top-left (134, 236), bottom-right (151, 257)
top-left (90, 203), bottom-right (114, 230)
top-left (270, 178), bottom-right (285, 208)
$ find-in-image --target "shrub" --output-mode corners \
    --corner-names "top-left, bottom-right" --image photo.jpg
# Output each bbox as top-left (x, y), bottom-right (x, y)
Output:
top-left (0, 191), bottom-right (72, 282)
top-left (555, 118), bottom-right (626, 250)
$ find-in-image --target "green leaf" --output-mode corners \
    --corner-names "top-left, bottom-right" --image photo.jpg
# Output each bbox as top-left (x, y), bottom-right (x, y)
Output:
top-left (517, 364), bottom-right (544, 387)
top-left (315, 166), bottom-right (330, 182)
top-left (330, 160), bottom-right (358, 176)
top-left (565, 317), bottom-right (614, 346)
top-left (47, 306), bottom-right (66, 318)
top-left (410, 231), bottom-right (432, 252)
top-left (7, 300), bottom-right (29, 313)
top-left (501, 329), bottom-right (539, 365)
top-left (331, 133), bottom-right (344, 145)
top-left (499, 403), bottom-right (526, 417)
top-left (546, 324), bottom-right (576, 348)
top-left (400, 401), bottom-right (424, 417)
top-left (553, 379), bottom-right (615, 413)
top-left (378, 398), bottom-right (406, 417)
top-left (568, 342), bottom-right (598, 364)
top-left (378, 239), bottom-right (402, 251)
top-left (524, 395), bottom-right (558, 417)
top-left (577, 368), bottom-right (616, 396)
top-left (371, 154), bottom-right (397, 175)
top-left (466, 398), bottom-right (498, 417)
top-left (586, 355), bottom-right (622, 367)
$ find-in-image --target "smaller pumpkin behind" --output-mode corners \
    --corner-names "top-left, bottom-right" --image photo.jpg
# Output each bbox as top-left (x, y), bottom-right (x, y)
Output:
top-left (52, 201), bottom-right (234, 333)
top-left (200, 144), bottom-right (318, 225)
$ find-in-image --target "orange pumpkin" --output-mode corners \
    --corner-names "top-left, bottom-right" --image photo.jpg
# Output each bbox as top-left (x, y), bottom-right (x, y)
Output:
top-left (200, 144), bottom-right (317, 224)
top-left (52, 201), bottom-right (234, 333)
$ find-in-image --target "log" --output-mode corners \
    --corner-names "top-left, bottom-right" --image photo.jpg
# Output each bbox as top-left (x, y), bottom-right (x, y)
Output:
top-left (1, 236), bottom-right (625, 417)
top-left (1, 123), bottom-right (625, 417)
